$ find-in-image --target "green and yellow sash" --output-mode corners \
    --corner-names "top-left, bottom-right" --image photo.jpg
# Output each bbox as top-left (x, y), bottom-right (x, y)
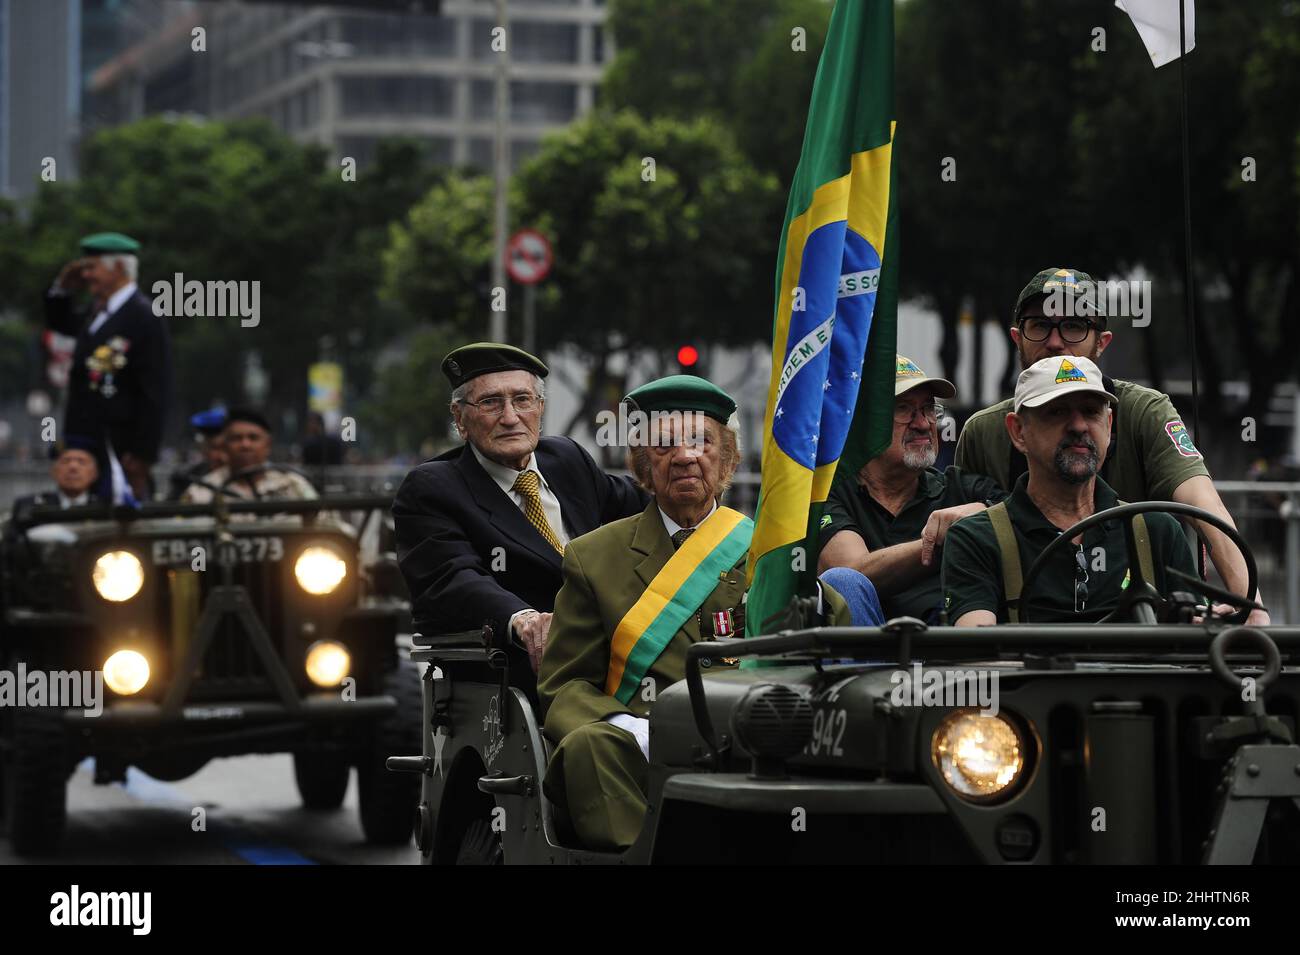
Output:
top-left (605, 506), bottom-right (754, 704)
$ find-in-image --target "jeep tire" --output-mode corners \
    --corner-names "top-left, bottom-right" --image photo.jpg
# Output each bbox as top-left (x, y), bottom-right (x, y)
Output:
top-left (1, 705), bottom-right (70, 856)
top-left (357, 660), bottom-right (422, 844)
top-left (293, 751), bottom-right (351, 810)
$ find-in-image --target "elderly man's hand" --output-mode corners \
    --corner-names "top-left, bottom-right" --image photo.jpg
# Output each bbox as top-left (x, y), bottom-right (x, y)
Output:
top-left (54, 259), bottom-right (88, 292)
top-left (513, 610), bottom-right (553, 671)
top-left (920, 502), bottom-right (988, 567)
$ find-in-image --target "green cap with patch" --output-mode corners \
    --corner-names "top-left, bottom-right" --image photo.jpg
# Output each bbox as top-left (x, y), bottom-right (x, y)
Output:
top-left (1013, 267), bottom-right (1096, 322)
top-left (79, 232), bottom-right (140, 255)
top-left (623, 374), bottom-right (737, 424)
top-left (441, 342), bottom-right (549, 388)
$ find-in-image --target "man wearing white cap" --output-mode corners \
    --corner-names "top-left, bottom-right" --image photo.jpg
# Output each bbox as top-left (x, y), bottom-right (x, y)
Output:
top-left (942, 355), bottom-right (1198, 626)
top-left (818, 356), bottom-right (1006, 624)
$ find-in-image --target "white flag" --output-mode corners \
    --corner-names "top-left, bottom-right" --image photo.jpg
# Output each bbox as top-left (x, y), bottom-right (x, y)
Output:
top-left (1116, 0), bottom-right (1195, 68)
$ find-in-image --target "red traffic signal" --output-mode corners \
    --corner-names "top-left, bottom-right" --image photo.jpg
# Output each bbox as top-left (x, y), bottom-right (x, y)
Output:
top-left (677, 345), bottom-right (699, 367)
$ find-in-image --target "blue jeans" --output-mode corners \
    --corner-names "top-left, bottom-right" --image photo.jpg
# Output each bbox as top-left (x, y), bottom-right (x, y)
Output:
top-left (817, 566), bottom-right (886, 627)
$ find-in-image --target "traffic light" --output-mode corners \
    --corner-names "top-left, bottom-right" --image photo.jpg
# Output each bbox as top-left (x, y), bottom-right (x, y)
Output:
top-left (676, 345), bottom-right (700, 373)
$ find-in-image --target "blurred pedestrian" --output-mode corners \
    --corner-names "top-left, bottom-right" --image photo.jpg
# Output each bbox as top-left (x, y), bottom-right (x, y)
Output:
top-left (167, 408), bottom-right (228, 500)
top-left (301, 412), bottom-right (344, 467)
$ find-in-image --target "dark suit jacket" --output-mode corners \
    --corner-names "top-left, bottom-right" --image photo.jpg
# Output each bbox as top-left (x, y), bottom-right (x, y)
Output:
top-left (392, 436), bottom-right (648, 639)
top-left (10, 490), bottom-right (102, 525)
top-left (46, 287), bottom-right (173, 462)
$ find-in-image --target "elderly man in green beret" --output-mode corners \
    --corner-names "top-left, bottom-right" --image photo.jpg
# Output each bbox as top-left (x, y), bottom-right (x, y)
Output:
top-left (44, 232), bottom-right (172, 500)
top-left (538, 375), bottom-right (868, 851)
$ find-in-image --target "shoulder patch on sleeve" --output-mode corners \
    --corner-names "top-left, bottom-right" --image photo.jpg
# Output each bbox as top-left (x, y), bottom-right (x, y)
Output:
top-left (1164, 419), bottom-right (1201, 459)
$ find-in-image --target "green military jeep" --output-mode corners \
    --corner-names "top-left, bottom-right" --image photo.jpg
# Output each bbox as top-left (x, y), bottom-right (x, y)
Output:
top-left (389, 501), bottom-right (1300, 864)
top-left (0, 473), bottom-right (419, 856)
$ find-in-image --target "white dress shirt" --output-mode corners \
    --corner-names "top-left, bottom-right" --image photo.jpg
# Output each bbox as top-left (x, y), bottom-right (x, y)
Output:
top-left (58, 492), bottom-right (90, 509)
top-left (87, 282), bottom-right (138, 336)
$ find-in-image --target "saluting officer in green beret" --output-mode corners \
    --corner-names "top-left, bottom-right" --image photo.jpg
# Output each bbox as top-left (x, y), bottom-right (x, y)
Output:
top-left (44, 232), bottom-right (173, 500)
top-left (538, 375), bottom-right (864, 852)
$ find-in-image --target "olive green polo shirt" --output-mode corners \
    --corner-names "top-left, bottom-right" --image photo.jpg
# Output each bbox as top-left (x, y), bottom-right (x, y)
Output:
top-left (954, 378), bottom-right (1209, 503)
top-left (820, 465), bottom-right (1006, 621)
top-left (941, 474), bottom-right (1199, 623)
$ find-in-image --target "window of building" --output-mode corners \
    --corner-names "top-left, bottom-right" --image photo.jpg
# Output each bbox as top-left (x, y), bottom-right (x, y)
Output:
top-left (510, 81), bottom-right (576, 123)
top-left (339, 75), bottom-right (456, 117)
top-left (511, 21), bottom-right (579, 64)
top-left (339, 12), bottom-right (456, 57)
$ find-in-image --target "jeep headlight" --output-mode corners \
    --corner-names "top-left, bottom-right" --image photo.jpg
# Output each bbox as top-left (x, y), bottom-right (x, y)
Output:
top-left (294, 546), bottom-right (347, 595)
top-left (103, 649), bottom-right (150, 695)
top-left (931, 709), bottom-right (1025, 802)
top-left (305, 640), bottom-right (351, 687)
top-left (93, 550), bottom-right (144, 602)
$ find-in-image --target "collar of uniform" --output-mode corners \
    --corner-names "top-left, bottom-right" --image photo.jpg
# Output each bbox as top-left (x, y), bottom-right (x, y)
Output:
top-left (104, 282), bottom-right (137, 316)
top-left (470, 444), bottom-right (547, 497)
top-left (59, 491), bottom-right (89, 508)
top-left (1007, 472), bottom-right (1122, 537)
top-left (659, 499), bottom-right (717, 538)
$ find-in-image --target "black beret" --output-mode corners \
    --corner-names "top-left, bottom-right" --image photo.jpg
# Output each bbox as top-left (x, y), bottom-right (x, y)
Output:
top-left (441, 342), bottom-right (548, 389)
top-left (223, 407), bottom-right (272, 433)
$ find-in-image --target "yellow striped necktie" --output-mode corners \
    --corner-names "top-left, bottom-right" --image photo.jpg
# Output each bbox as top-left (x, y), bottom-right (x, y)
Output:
top-left (512, 470), bottom-right (563, 553)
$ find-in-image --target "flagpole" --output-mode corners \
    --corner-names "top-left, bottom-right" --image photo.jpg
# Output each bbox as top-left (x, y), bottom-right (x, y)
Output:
top-left (1178, 0), bottom-right (1200, 444)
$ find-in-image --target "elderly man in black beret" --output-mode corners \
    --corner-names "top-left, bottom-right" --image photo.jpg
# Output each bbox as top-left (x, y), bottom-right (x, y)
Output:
top-left (10, 437), bottom-right (103, 522)
top-left (393, 342), bottom-right (647, 672)
top-left (181, 408), bottom-right (317, 503)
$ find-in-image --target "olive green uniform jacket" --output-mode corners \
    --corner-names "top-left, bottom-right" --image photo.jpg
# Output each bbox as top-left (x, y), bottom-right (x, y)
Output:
top-left (537, 499), bottom-right (852, 850)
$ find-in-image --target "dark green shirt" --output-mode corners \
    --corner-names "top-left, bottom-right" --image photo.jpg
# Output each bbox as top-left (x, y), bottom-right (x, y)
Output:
top-left (941, 474), bottom-right (1199, 623)
top-left (820, 465), bottom-right (1006, 621)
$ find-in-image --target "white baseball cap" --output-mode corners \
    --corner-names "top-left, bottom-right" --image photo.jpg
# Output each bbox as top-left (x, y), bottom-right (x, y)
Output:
top-left (894, 355), bottom-right (956, 399)
top-left (1014, 355), bottom-right (1118, 413)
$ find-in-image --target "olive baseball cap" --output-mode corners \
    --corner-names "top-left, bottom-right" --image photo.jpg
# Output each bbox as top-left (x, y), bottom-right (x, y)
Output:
top-left (624, 374), bottom-right (736, 424)
top-left (1013, 267), bottom-right (1096, 322)
top-left (441, 342), bottom-right (549, 388)
top-left (1014, 355), bottom-right (1118, 413)
top-left (894, 355), bottom-right (956, 399)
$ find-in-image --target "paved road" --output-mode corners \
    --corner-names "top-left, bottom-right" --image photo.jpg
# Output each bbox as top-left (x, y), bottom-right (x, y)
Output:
top-left (1, 754), bottom-right (419, 865)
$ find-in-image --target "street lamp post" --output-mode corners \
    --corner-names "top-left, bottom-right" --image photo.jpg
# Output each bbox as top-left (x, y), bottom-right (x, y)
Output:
top-left (490, 0), bottom-right (510, 343)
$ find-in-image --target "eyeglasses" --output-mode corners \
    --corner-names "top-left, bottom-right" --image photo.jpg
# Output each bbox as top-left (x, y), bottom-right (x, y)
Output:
top-left (1019, 316), bottom-right (1098, 343)
top-left (892, 401), bottom-right (945, 425)
top-left (1074, 546), bottom-right (1090, 613)
top-left (461, 393), bottom-right (541, 416)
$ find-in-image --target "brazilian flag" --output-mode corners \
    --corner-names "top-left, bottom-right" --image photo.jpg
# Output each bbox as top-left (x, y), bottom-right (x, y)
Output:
top-left (744, 0), bottom-right (899, 635)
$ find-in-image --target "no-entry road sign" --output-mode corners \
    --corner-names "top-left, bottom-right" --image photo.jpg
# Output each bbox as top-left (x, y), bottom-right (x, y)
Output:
top-left (506, 229), bottom-right (553, 285)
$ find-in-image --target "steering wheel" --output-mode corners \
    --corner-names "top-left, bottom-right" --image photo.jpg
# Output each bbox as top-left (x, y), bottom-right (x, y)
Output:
top-left (1018, 501), bottom-right (1260, 625)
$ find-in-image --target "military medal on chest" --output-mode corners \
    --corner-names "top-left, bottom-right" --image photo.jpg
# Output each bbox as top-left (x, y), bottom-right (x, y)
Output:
top-left (87, 336), bottom-right (130, 397)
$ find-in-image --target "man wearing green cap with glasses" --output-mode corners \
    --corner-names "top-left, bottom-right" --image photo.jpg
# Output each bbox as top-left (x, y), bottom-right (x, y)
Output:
top-left (955, 267), bottom-right (1267, 626)
top-left (44, 232), bottom-right (172, 500)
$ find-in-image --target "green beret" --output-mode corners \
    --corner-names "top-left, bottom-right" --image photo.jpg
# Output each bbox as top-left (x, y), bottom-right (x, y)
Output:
top-left (441, 342), bottom-right (548, 388)
top-left (1013, 267), bottom-right (1096, 322)
top-left (624, 374), bottom-right (736, 424)
top-left (80, 232), bottom-right (140, 255)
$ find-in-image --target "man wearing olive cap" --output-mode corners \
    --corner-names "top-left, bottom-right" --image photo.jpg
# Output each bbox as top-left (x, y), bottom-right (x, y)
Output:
top-left (818, 356), bottom-right (1006, 623)
top-left (44, 232), bottom-right (172, 500)
top-left (538, 375), bottom-right (866, 851)
top-left (943, 356), bottom-right (1198, 625)
top-left (392, 343), bottom-right (647, 675)
top-left (956, 267), bottom-right (1266, 625)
